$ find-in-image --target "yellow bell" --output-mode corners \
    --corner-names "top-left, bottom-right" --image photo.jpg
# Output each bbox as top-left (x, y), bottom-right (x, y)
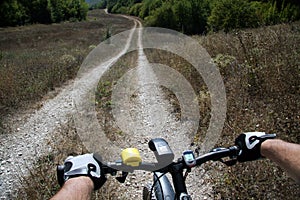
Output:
top-left (121, 148), bottom-right (142, 167)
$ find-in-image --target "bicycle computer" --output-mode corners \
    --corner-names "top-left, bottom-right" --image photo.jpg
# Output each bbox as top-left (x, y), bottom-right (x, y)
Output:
top-left (182, 150), bottom-right (196, 167)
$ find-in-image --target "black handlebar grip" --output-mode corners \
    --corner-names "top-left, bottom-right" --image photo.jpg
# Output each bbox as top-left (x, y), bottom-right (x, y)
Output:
top-left (57, 165), bottom-right (65, 187)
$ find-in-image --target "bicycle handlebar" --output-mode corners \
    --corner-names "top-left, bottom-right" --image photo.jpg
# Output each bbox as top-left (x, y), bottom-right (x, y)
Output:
top-left (195, 146), bottom-right (239, 166)
top-left (102, 145), bottom-right (240, 176)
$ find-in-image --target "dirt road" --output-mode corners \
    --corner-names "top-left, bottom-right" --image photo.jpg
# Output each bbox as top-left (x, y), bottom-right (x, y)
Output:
top-left (104, 19), bottom-right (213, 199)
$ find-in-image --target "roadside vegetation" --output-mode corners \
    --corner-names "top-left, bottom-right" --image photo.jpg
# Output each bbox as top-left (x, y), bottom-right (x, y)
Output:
top-left (94, 0), bottom-right (300, 34)
top-left (95, 51), bottom-right (138, 142)
top-left (199, 22), bottom-right (300, 199)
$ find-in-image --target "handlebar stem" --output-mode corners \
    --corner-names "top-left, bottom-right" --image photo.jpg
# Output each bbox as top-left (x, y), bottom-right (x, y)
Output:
top-left (169, 163), bottom-right (188, 198)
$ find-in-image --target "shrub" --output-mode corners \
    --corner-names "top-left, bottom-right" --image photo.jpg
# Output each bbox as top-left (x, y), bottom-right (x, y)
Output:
top-left (208, 0), bottom-right (259, 32)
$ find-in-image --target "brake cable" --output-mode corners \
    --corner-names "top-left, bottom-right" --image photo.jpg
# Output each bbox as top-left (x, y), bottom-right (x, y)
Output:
top-left (183, 168), bottom-right (191, 181)
top-left (150, 172), bottom-right (167, 200)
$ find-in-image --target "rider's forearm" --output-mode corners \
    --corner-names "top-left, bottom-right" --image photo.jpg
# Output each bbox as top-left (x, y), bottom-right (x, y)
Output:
top-left (51, 176), bottom-right (94, 200)
top-left (261, 139), bottom-right (300, 183)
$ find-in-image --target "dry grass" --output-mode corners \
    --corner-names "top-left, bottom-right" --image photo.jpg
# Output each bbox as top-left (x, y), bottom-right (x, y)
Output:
top-left (197, 22), bottom-right (300, 199)
top-left (0, 9), bottom-right (133, 121)
top-left (95, 50), bottom-right (138, 142)
top-left (15, 119), bottom-right (87, 199)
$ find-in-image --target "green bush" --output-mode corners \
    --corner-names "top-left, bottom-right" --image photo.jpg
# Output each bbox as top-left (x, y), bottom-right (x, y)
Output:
top-left (138, 0), bottom-right (162, 19)
top-left (129, 3), bottom-right (143, 16)
top-left (0, 0), bottom-right (27, 26)
top-left (0, 0), bottom-right (89, 27)
top-left (208, 0), bottom-right (259, 32)
top-left (143, 0), bottom-right (209, 34)
top-left (145, 3), bottom-right (177, 29)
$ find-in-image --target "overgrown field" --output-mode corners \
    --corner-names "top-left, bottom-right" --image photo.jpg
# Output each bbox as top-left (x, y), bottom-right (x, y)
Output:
top-left (1, 10), bottom-right (299, 199)
top-left (0, 9), bottom-right (133, 131)
top-left (198, 22), bottom-right (300, 199)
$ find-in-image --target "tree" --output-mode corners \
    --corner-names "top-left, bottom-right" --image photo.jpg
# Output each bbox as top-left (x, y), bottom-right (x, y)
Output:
top-left (208, 0), bottom-right (259, 32)
top-left (129, 3), bottom-right (143, 16)
top-left (107, 0), bottom-right (118, 12)
top-left (0, 0), bottom-right (26, 26)
top-left (66, 0), bottom-right (89, 21)
top-left (173, 0), bottom-right (191, 33)
top-left (48, 0), bottom-right (65, 23)
top-left (153, 3), bottom-right (177, 29)
top-left (139, 0), bottom-right (162, 19)
top-left (32, 0), bottom-right (51, 24)
top-left (0, 0), bottom-right (88, 27)
top-left (189, 0), bottom-right (210, 34)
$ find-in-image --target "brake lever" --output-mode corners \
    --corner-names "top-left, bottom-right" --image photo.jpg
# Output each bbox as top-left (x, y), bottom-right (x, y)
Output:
top-left (210, 146), bottom-right (239, 166)
top-left (219, 158), bottom-right (237, 166)
top-left (260, 133), bottom-right (276, 140)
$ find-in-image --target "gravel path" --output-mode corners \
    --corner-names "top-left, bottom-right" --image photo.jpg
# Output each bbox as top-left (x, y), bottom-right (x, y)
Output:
top-left (0, 14), bottom-right (213, 199)
top-left (105, 20), bottom-right (213, 200)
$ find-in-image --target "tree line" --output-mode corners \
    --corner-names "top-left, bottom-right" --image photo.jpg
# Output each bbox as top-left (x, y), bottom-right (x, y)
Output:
top-left (0, 0), bottom-right (89, 27)
top-left (93, 0), bottom-right (300, 34)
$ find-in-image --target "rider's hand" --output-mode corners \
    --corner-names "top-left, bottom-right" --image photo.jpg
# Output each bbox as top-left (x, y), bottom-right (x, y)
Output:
top-left (235, 132), bottom-right (276, 162)
top-left (57, 153), bottom-right (106, 190)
